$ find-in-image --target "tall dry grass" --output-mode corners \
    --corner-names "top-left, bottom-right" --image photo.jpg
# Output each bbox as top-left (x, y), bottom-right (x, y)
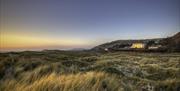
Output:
top-left (1, 51), bottom-right (180, 91)
top-left (1, 72), bottom-right (123, 91)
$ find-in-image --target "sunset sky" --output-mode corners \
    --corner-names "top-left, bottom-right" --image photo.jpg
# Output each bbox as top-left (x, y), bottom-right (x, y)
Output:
top-left (0, 0), bottom-right (180, 51)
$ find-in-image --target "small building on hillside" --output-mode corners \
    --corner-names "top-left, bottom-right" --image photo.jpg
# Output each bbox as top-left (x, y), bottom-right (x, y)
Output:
top-left (104, 48), bottom-right (109, 51)
top-left (148, 45), bottom-right (162, 50)
top-left (131, 43), bottom-right (146, 49)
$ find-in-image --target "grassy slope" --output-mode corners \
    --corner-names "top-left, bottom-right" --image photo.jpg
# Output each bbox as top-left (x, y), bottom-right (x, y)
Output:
top-left (0, 51), bottom-right (180, 91)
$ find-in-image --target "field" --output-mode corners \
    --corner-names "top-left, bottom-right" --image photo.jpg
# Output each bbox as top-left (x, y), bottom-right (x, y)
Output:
top-left (0, 51), bottom-right (180, 91)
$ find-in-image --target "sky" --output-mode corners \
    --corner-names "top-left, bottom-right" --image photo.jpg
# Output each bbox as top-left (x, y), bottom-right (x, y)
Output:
top-left (0, 0), bottom-right (180, 51)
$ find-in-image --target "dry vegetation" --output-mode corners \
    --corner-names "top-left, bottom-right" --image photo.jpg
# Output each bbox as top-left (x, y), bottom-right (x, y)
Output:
top-left (2, 72), bottom-right (122, 91)
top-left (0, 51), bottom-right (180, 91)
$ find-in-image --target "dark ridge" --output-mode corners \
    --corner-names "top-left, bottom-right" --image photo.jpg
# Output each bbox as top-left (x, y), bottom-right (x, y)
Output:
top-left (92, 32), bottom-right (180, 52)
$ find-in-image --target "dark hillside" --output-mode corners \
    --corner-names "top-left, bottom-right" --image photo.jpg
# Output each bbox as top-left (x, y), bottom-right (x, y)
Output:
top-left (165, 32), bottom-right (180, 52)
top-left (92, 32), bottom-right (180, 52)
top-left (92, 39), bottom-right (163, 52)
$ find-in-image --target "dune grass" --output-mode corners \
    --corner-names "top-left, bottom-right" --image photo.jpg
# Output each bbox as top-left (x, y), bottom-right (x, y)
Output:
top-left (1, 72), bottom-right (122, 91)
top-left (0, 51), bottom-right (180, 91)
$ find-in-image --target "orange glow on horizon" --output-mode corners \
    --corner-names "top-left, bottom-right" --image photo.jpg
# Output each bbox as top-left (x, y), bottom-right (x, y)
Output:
top-left (0, 31), bottom-right (90, 50)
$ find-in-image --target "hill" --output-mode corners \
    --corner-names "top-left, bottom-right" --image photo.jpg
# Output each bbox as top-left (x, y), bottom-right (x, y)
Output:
top-left (92, 32), bottom-right (180, 52)
top-left (162, 32), bottom-right (180, 52)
